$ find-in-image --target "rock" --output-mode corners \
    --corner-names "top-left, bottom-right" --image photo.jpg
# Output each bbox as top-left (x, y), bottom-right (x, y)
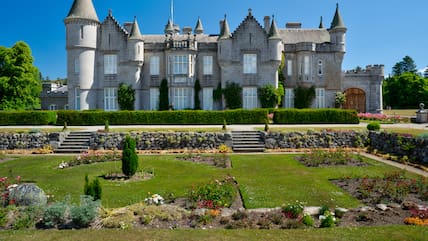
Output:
top-left (221, 208), bottom-right (235, 217)
top-left (9, 184), bottom-right (47, 206)
top-left (192, 208), bottom-right (207, 216)
top-left (359, 206), bottom-right (375, 212)
top-left (387, 203), bottom-right (401, 209)
top-left (402, 201), bottom-right (419, 210)
top-left (304, 206), bottom-right (321, 216)
top-left (376, 204), bottom-right (388, 211)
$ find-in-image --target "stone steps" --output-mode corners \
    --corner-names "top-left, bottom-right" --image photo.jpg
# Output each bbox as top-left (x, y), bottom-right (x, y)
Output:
top-left (54, 131), bottom-right (94, 154)
top-left (232, 131), bottom-right (265, 153)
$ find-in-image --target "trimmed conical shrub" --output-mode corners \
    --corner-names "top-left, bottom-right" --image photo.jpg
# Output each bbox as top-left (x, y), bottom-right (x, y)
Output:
top-left (122, 136), bottom-right (139, 177)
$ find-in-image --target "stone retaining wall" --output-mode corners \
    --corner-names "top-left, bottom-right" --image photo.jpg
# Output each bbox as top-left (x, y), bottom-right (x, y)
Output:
top-left (0, 133), bottom-right (53, 150)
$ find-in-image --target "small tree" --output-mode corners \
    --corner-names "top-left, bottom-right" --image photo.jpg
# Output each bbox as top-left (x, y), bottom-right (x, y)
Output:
top-left (294, 85), bottom-right (316, 109)
top-left (84, 175), bottom-right (102, 201)
top-left (258, 84), bottom-right (277, 108)
top-left (122, 136), bottom-right (139, 177)
top-left (104, 120), bottom-right (110, 133)
top-left (159, 79), bottom-right (169, 111)
top-left (223, 82), bottom-right (242, 109)
top-left (117, 83), bottom-right (135, 110)
top-left (335, 92), bottom-right (346, 108)
top-left (194, 79), bottom-right (201, 110)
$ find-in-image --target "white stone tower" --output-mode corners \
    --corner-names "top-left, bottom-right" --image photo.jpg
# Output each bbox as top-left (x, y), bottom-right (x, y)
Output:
top-left (329, 4), bottom-right (347, 53)
top-left (64, 0), bottom-right (99, 110)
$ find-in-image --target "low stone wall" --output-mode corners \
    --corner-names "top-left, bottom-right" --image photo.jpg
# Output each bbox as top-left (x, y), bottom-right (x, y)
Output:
top-left (93, 132), bottom-right (232, 151)
top-left (368, 132), bottom-right (428, 164)
top-left (0, 133), bottom-right (54, 150)
top-left (264, 131), bottom-right (367, 149)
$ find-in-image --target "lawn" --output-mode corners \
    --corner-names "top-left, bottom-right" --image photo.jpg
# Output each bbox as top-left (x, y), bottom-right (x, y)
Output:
top-left (1, 225), bottom-right (427, 241)
top-left (383, 109), bottom-right (417, 117)
top-left (0, 154), bottom-right (412, 209)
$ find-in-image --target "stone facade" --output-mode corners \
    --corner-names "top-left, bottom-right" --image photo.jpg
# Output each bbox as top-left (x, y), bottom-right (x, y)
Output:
top-left (40, 82), bottom-right (68, 110)
top-left (63, 0), bottom-right (383, 112)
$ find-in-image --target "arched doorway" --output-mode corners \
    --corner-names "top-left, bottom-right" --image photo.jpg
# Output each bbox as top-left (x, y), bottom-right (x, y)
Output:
top-left (343, 88), bottom-right (366, 113)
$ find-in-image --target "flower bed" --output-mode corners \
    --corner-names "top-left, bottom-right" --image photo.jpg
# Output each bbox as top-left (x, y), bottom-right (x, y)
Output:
top-left (296, 149), bottom-right (367, 167)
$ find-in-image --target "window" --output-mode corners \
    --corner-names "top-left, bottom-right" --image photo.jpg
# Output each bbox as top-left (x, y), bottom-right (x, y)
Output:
top-left (243, 87), bottom-right (258, 109)
top-left (202, 88), bottom-right (213, 110)
top-left (49, 104), bottom-right (57, 111)
top-left (171, 55), bottom-right (189, 75)
top-left (315, 88), bottom-right (325, 108)
top-left (203, 56), bottom-right (213, 75)
top-left (304, 56), bottom-right (310, 76)
top-left (172, 88), bottom-right (193, 110)
top-left (74, 87), bottom-right (80, 110)
top-left (150, 56), bottom-right (160, 75)
top-left (287, 60), bottom-right (293, 77)
top-left (104, 54), bottom-right (117, 75)
top-left (74, 58), bottom-right (79, 74)
top-left (104, 88), bottom-right (118, 111)
top-left (64, 104), bottom-right (69, 110)
top-left (318, 60), bottom-right (323, 76)
top-left (243, 54), bottom-right (257, 74)
top-left (80, 26), bottom-right (84, 39)
top-left (284, 88), bottom-right (294, 108)
top-left (150, 88), bottom-right (160, 110)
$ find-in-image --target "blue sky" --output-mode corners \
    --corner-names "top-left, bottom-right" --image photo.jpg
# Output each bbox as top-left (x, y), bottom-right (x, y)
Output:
top-left (1, 0), bottom-right (427, 79)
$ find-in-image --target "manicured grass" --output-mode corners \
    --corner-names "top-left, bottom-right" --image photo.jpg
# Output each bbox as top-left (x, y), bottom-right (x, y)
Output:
top-left (0, 154), bottom-right (419, 209)
top-left (381, 127), bottom-right (428, 136)
top-left (383, 109), bottom-right (417, 117)
top-left (1, 225), bottom-right (427, 241)
top-left (263, 127), bottom-right (367, 132)
top-left (108, 127), bottom-right (223, 133)
top-left (0, 128), bottom-right (76, 133)
top-left (230, 154), bottom-right (408, 208)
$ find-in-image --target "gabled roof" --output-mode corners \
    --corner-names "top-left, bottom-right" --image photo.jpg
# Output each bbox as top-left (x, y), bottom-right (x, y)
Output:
top-left (232, 9), bottom-right (267, 38)
top-left (219, 16), bottom-right (231, 40)
top-left (65, 0), bottom-right (99, 22)
top-left (195, 17), bottom-right (204, 34)
top-left (129, 17), bottom-right (143, 40)
top-left (330, 4), bottom-right (346, 30)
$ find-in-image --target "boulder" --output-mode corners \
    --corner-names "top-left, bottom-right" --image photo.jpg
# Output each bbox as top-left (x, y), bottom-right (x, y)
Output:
top-left (9, 184), bottom-right (47, 206)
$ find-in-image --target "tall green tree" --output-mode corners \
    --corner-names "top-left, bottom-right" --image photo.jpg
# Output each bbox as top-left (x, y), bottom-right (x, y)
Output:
top-left (223, 82), bottom-right (242, 109)
top-left (0, 41), bottom-right (41, 110)
top-left (159, 79), bottom-right (169, 110)
top-left (194, 79), bottom-right (201, 110)
top-left (392, 55), bottom-right (417, 76)
top-left (122, 136), bottom-right (139, 177)
top-left (117, 83), bottom-right (135, 110)
top-left (258, 84), bottom-right (284, 108)
top-left (383, 72), bottom-right (428, 108)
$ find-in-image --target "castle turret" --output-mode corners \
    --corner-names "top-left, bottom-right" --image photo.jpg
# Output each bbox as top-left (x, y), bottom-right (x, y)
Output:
top-left (128, 17), bottom-right (144, 63)
top-left (64, 0), bottom-right (99, 110)
top-left (194, 17), bottom-right (204, 35)
top-left (268, 17), bottom-right (283, 64)
top-left (329, 4), bottom-right (347, 52)
top-left (218, 15), bottom-right (232, 62)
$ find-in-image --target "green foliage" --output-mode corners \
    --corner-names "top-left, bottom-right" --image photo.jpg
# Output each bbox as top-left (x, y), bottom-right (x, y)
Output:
top-left (367, 122), bottom-right (381, 131)
top-left (0, 111), bottom-right (56, 125)
top-left (0, 41), bottom-right (42, 110)
top-left (223, 82), bottom-right (242, 109)
top-left (159, 79), bottom-right (169, 111)
top-left (84, 175), bottom-right (102, 201)
top-left (258, 84), bottom-right (279, 108)
top-left (42, 200), bottom-right (68, 228)
top-left (335, 92), bottom-right (346, 108)
top-left (56, 109), bottom-right (268, 125)
top-left (122, 136), bottom-right (138, 177)
top-left (302, 214), bottom-right (314, 227)
top-left (213, 82), bottom-right (223, 102)
top-left (273, 109), bottom-right (359, 124)
top-left (320, 212), bottom-right (337, 228)
top-left (392, 55), bottom-right (417, 76)
top-left (383, 73), bottom-right (428, 108)
top-left (70, 196), bottom-right (100, 228)
top-left (294, 85), bottom-right (315, 109)
top-left (104, 120), bottom-right (109, 132)
top-left (222, 119), bottom-right (227, 131)
top-left (12, 206), bottom-right (43, 230)
top-left (117, 83), bottom-right (135, 111)
top-left (194, 79), bottom-right (201, 110)
top-left (282, 201), bottom-right (304, 219)
top-left (188, 176), bottom-right (236, 209)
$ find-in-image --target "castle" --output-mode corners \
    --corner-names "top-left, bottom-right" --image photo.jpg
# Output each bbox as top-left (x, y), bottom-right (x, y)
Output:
top-left (58, 0), bottom-right (383, 113)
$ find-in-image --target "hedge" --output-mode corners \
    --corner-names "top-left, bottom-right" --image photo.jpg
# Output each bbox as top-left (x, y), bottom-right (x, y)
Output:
top-left (0, 111), bottom-right (57, 125)
top-left (273, 109), bottom-right (359, 124)
top-left (56, 109), bottom-right (269, 126)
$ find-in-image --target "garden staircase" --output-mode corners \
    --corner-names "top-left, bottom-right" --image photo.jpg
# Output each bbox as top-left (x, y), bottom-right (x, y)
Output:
top-left (54, 131), bottom-right (94, 154)
top-left (231, 131), bottom-right (265, 153)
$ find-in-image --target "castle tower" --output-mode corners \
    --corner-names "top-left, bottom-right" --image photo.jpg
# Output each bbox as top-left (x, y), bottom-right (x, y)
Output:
top-left (194, 17), bottom-right (204, 35)
top-left (64, 0), bottom-right (99, 110)
top-left (268, 17), bottom-right (284, 88)
top-left (127, 17), bottom-right (145, 109)
top-left (329, 3), bottom-right (347, 52)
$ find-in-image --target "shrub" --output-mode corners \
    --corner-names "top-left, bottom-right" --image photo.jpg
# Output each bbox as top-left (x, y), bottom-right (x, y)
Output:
top-left (194, 80), bottom-right (201, 110)
top-left (0, 111), bottom-right (56, 125)
top-left (320, 211), bottom-right (337, 228)
top-left (282, 201), bottom-right (305, 219)
top-left (273, 109), bottom-right (359, 124)
top-left (122, 136), bottom-right (139, 177)
top-left (159, 79), bottom-right (169, 111)
top-left (84, 175), bottom-right (102, 201)
top-left (223, 82), bottom-right (242, 109)
top-left (367, 122), bottom-right (381, 131)
top-left (117, 83), bottom-right (135, 110)
top-left (70, 196), bottom-right (100, 228)
top-left (104, 120), bottom-right (109, 133)
top-left (258, 84), bottom-right (277, 108)
top-left (12, 206), bottom-right (43, 230)
top-left (294, 85), bottom-right (315, 109)
top-left (302, 214), bottom-right (314, 227)
top-left (188, 176), bottom-right (236, 209)
top-left (42, 201), bottom-right (68, 228)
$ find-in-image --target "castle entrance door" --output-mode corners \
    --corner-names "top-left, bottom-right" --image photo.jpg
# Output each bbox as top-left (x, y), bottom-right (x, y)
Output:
top-left (343, 88), bottom-right (366, 113)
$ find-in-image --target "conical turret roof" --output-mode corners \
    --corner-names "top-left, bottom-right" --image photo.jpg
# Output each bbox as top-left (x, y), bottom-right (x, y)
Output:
top-left (319, 16), bottom-right (325, 29)
top-left (165, 18), bottom-right (174, 34)
top-left (194, 17), bottom-right (204, 34)
top-left (219, 15), bottom-right (231, 40)
top-left (65, 0), bottom-right (99, 22)
top-left (268, 17), bottom-right (281, 39)
top-left (330, 3), bottom-right (346, 30)
top-left (129, 17), bottom-right (143, 40)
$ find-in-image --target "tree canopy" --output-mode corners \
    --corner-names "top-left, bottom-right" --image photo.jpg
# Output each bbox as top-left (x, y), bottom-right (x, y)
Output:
top-left (117, 83), bottom-right (135, 110)
top-left (0, 41), bottom-right (41, 110)
top-left (392, 55), bottom-right (417, 76)
top-left (383, 72), bottom-right (428, 108)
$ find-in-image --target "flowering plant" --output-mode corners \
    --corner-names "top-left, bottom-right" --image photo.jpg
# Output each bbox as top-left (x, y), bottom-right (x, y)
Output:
top-left (144, 193), bottom-right (164, 206)
top-left (282, 200), bottom-right (305, 219)
top-left (358, 113), bottom-right (401, 123)
top-left (1, 175), bottom-right (21, 206)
